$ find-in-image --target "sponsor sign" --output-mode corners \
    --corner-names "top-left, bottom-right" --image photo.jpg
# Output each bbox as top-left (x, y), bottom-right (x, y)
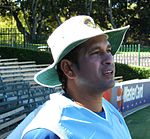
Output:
top-left (103, 79), bottom-right (150, 117)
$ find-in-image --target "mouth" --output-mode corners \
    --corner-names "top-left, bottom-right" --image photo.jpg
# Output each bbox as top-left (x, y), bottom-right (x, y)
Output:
top-left (103, 69), bottom-right (114, 79)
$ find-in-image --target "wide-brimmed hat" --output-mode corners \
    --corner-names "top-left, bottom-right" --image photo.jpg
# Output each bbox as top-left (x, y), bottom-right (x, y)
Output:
top-left (34, 15), bottom-right (129, 88)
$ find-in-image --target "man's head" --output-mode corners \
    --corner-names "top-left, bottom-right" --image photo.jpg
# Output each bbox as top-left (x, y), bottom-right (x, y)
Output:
top-left (57, 35), bottom-right (115, 93)
top-left (34, 15), bottom-right (129, 88)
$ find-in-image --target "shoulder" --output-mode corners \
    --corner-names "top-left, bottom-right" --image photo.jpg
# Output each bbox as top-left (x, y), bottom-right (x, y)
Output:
top-left (102, 97), bottom-right (116, 110)
top-left (102, 98), bottom-right (123, 119)
top-left (22, 94), bottom-right (70, 138)
top-left (102, 97), bottom-right (118, 112)
top-left (23, 128), bottom-right (60, 139)
top-left (103, 98), bottom-right (131, 137)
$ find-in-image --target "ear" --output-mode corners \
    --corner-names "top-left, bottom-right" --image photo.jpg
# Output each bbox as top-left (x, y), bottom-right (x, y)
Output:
top-left (60, 59), bottom-right (76, 79)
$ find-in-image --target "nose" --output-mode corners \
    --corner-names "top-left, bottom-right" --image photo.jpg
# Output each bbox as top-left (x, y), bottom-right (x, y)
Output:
top-left (103, 53), bottom-right (114, 65)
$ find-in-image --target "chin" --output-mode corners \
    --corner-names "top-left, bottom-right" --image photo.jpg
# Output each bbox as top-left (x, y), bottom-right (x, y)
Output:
top-left (98, 79), bottom-right (115, 92)
top-left (107, 79), bottom-right (115, 89)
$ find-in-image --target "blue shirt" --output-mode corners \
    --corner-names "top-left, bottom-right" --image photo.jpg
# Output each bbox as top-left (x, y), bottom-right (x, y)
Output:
top-left (7, 93), bottom-right (131, 139)
top-left (23, 111), bottom-right (106, 139)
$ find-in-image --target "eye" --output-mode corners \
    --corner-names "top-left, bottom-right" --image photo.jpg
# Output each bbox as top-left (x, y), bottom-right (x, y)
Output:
top-left (106, 48), bottom-right (112, 53)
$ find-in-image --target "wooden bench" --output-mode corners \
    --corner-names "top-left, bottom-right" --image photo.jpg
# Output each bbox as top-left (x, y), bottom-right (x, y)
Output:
top-left (1, 76), bottom-right (34, 84)
top-left (1, 74), bottom-right (23, 80)
top-left (1, 73), bottom-right (35, 81)
top-left (19, 64), bottom-right (49, 69)
top-left (0, 80), bottom-right (51, 109)
top-left (0, 68), bottom-right (44, 75)
top-left (0, 65), bottom-right (20, 70)
top-left (0, 106), bottom-right (26, 139)
top-left (0, 58), bottom-right (18, 63)
top-left (1, 73), bottom-right (32, 78)
top-left (0, 64), bottom-right (48, 70)
top-left (0, 82), bottom-right (30, 112)
top-left (114, 76), bottom-right (123, 82)
top-left (0, 61), bottom-right (36, 66)
top-left (0, 71), bottom-right (39, 85)
top-left (0, 62), bottom-right (18, 66)
top-left (1, 77), bottom-right (24, 83)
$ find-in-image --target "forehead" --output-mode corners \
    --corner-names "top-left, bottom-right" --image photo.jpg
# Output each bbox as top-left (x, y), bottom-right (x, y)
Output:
top-left (79, 35), bottom-right (110, 52)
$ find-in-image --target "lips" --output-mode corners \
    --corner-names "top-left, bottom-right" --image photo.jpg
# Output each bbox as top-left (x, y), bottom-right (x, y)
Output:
top-left (103, 69), bottom-right (114, 78)
top-left (104, 70), bottom-right (113, 75)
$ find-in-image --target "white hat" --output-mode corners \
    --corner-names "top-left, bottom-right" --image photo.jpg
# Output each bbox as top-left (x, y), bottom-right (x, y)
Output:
top-left (34, 15), bottom-right (130, 87)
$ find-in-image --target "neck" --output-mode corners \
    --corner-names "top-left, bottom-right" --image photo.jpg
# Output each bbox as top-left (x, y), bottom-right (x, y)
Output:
top-left (66, 87), bottom-right (103, 112)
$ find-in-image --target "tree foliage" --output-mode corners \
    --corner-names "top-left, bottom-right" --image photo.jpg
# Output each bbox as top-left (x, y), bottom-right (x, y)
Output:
top-left (0, 0), bottom-right (149, 45)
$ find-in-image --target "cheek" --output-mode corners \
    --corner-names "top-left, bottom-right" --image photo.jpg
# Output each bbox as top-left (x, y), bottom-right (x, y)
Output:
top-left (78, 59), bottom-right (101, 77)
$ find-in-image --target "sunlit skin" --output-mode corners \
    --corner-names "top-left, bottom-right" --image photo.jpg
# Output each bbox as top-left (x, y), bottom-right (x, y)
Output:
top-left (60, 35), bottom-right (115, 112)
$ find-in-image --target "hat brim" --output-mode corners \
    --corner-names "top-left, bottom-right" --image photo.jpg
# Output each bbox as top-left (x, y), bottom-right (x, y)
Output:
top-left (34, 25), bottom-right (130, 88)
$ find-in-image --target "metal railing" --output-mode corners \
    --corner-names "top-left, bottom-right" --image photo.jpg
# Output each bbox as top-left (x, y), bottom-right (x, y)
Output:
top-left (0, 28), bottom-right (48, 51)
top-left (114, 44), bottom-right (150, 67)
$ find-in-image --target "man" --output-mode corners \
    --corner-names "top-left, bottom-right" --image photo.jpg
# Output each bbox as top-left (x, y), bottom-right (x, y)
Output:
top-left (7, 15), bottom-right (131, 139)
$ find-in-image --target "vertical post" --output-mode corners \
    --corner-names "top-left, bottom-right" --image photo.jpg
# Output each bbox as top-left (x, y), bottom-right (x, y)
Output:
top-left (123, 44), bottom-right (125, 64)
top-left (138, 44), bottom-right (140, 66)
top-left (126, 44), bottom-right (129, 64)
top-left (129, 44), bottom-right (131, 65)
top-left (119, 45), bottom-right (122, 63)
top-left (131, 44), bottom-right (133, 65)
top-left (12, 28), bottom-right (14, 47)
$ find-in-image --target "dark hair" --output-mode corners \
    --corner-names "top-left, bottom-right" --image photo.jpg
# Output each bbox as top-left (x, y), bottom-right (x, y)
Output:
top-left (56, 45), bottom-right (82, 91)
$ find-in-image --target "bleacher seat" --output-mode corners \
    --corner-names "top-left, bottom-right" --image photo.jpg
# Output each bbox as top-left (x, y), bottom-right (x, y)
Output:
top-left (0, 57), bottom-right (57, 137)
top-left (0, 106), bottom-right (26, 139)
top-left (0, 58), bottom-right (18, 63)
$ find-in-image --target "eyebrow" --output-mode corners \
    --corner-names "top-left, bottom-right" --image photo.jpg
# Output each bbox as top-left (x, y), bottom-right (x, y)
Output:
top-left (87, 41), bottom-right (112, 52)
top-left (87, 45), bottom-right (101, 53)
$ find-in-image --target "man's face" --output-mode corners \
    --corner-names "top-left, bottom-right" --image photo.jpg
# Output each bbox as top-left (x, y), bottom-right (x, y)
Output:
top-left (73, 35), bottom-right (115, 93)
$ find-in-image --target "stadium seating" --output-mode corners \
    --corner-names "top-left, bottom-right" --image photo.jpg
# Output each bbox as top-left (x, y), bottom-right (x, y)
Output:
top-left (0, 57), bottom-right (56, 138)
top-left (0, 106), bottom-right (26, 139)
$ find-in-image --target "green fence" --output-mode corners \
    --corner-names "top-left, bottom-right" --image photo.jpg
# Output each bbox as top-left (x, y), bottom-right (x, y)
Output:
top-left (115, 44), bottom-right (150, 67)
top-left (0, 28), bottom-right (48, 51)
